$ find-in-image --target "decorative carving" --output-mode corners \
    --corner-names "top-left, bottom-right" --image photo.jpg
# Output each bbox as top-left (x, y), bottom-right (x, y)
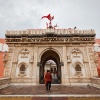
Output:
top-left (93, 53), bottom-right (98, 61)
top-left (74, 72), bottom-right (83, 77)
top-left (8, 55), bottom-right (11, 60)
top-left (8, 48), bottom-right (13, 53)
top-left (67, 55), bottom-right (72, 62)
top-left (67, 55), bottom-right (70, 60)
top-left (4, 70), bottom-right (9, 77)
top-left (18, 73), bottom-right (26, 78)
top-left (90, 55), bottom-right (93, 60)
top-left (88, 48), bottom-right (93, 53)
top-left (72, 48), bottom-right (81, 53)
top-left (5, 62), bottom-right (10, 68)
top-left (90, 53), bottom-right (98, 67)
top-left (29, 55), bottom-right (34, 62)
top-left (11, 78), bottom-right (32, 83)
top-left (19, 49), bottom-right (29, 58)
top-left (3, 54), bottom-right (8, 67)
top-left (69, 78), bottom-right (91, 83)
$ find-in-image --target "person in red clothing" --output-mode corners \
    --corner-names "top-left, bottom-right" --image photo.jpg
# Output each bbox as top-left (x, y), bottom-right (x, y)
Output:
top-left (44, 70), bottom-right (52, 91)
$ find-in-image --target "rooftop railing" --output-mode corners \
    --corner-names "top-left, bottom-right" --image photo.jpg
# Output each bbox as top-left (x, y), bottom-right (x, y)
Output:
top-left (6, 29), bottom-right (95, 35)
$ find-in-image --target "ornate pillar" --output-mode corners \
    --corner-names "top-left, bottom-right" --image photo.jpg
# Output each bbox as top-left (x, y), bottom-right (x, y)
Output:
top-left (86, 46), bottom-right (92, 77)
top-left (11, 62), bottom-right (17, 78)
top-left (33, 46), bottom-right (38, 84)
top-left (62, 45), bottom-right (69, 85)
top-left (84, 62), bottom-right (90, 78)
top-left (29, 62), bottom-right (33, 78)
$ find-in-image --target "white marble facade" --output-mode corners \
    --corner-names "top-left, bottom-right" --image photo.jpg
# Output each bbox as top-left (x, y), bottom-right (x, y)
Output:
top-left (4, 29), bottom-right (98, 85)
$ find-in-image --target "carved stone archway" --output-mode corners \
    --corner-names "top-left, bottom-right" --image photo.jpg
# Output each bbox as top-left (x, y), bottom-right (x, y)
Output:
top-left (39, 49), bottom-right (61, 84)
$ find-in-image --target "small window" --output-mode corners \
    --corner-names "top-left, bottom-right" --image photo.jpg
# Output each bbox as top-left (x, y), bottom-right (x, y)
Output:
top-left (20, 64), bottom-right (26, 75)
top-left (75, 64), bottom-right (81, 75)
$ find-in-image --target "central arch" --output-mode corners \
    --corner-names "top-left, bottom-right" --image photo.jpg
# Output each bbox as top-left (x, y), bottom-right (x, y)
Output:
top-left (39, 49), bottom-right (61, 84)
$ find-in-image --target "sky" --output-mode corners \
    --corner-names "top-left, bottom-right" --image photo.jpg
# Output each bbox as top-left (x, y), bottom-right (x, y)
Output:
top-left (0, 0), bottom-right (100, 38)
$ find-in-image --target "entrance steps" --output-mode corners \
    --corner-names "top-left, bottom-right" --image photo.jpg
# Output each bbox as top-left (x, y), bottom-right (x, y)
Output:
top-left (0, 85), bottom-right (100, 99)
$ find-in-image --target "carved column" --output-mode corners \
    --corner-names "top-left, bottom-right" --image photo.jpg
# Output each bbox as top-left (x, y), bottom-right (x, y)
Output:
top-left (84, 62), bottom-right (90, 78)
top-left (33, 46), bottom-right (38, 84)
top-left (86, 46), bottom-right (92, 77)
top-left (29, 62), bottom-right (33, 78)
top-left (62, 45), bottom-right (69, 85)
top-left (11, 62), bottom-right (17, 78)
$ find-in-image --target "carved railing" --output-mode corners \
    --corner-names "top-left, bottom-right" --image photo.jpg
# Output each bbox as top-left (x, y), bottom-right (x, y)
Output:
top-left (6, 29), bottom-right (95, 35)
top-left (0, 78), bottom-right (10, 89)
top-left (69, 78), bottom-right (91, 83)
top-left (11, 78), bottom-right (33, 83)
top-left (91, 77), bottom-right (100, 88)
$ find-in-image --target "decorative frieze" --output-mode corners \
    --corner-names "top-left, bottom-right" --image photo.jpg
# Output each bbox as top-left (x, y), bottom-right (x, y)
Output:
top-left (4, 70), bottom-right (10, 77)
top-left (69, 78), bottom-right (91, 83)
top-left (11, 78), bottom-right (32, 83)
top-left (6, 29), bottom-right (95, 45)
top-left (6, 37), bottom-right (95, 44)
top-left (8, 48), bottom-right (13, 53)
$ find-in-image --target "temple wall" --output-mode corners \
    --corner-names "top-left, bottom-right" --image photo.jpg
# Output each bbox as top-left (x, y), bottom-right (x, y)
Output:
top-left (4, 28), bottom-right (98, 85)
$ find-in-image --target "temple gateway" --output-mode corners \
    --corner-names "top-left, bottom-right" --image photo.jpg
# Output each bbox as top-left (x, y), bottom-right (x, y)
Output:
top-left (4, 27), bottom-right (98, 85)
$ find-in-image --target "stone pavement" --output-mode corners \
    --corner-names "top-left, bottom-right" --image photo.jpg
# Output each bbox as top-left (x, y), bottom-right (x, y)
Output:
top-left (0, 85), bottom-right (100, 95)
top-left (0, 85), bottom-right (100, 100)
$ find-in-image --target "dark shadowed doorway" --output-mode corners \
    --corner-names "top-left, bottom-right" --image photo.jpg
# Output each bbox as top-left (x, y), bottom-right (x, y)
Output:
top-left (39, 50), bottom-right (61, 84)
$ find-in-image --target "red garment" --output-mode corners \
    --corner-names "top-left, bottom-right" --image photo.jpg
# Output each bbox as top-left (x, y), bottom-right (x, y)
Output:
top-left (45, 72), bottom-right (52, 82)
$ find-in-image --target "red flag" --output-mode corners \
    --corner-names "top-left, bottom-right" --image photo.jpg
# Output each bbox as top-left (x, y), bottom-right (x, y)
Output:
top-left (41, 14), bottom-right (51, 20)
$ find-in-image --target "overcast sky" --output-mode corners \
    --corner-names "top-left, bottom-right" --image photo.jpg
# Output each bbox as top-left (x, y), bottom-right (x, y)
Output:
top-left (0, 0), bottom-right (100, 38)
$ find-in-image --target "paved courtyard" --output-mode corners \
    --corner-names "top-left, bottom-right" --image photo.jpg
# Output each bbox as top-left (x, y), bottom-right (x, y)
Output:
top-left (0, 85), bottom-right (100, 95)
